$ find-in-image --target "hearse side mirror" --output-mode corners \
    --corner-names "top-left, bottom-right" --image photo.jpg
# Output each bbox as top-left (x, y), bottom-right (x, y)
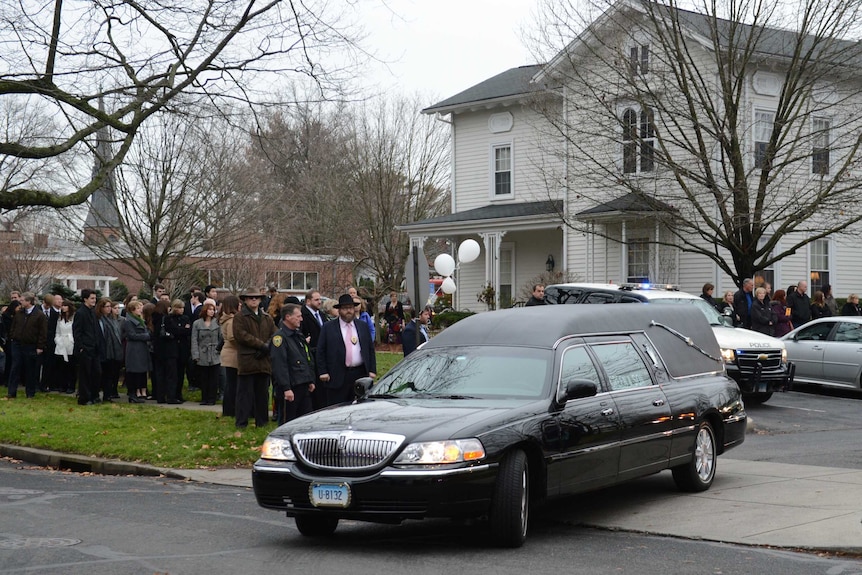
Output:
top-left (354, 377), bottom-right (374, 399)
top-left (560, 379), bottom-right (598, 402)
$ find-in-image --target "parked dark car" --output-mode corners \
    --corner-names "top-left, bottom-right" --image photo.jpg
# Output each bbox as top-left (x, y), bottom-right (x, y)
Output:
top-left (252, 305), bottom-right (747, 547)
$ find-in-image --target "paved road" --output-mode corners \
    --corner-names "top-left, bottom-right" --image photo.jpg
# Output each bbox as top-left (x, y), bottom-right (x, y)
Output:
top-left (732, 387), bottom-right (862, 469)
top-left (2, 459), bottom-right (862, 575)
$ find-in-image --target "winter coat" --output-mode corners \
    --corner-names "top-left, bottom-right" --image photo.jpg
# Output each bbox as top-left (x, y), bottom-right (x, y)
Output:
top-left (232, 304), bottom-right (276, 375)
top-left (219, 313), bottom-right (238, 369)
top-left (191, 318), bottom-right (223, 366)
top-left (771, 301), bottom-right (793, 338)
top-left (750, 298), bottom-right (777, 336)
top-left (98, 316), bottom-right (123, 362)
top-left (10, 306), bottom-right (47, 348)
top-left (123, 316), bottom-right (152, 374)
top-left (54, 318), bottom-right (74, 361)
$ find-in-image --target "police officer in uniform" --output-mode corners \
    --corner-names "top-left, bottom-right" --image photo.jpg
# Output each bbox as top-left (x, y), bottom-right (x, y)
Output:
top-left (270, 302), bottom-right (316, 425)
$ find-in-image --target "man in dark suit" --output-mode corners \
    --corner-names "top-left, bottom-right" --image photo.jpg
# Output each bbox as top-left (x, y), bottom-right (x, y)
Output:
top-left (402, 305), bottom-right (432, 357)
top-left (73, 289), bottom-right (102, 405)
top-left (732, 278), bottom-right (754, 328)
top-left (301, 289), bottom-right (327, 410)
top-left (317, 294), bottom-right (376, 406)
top-left (39, 294), bottom-right (60, 391)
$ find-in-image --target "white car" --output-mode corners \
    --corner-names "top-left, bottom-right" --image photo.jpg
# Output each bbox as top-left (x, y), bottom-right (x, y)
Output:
top-left (544, 283), bottom-right (794, 403)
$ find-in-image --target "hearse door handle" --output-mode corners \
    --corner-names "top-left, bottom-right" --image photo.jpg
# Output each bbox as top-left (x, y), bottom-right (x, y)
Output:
top-left (652, 399), bottom-right (665, 407)
top-left (600, 408), bottom-right (614, 417)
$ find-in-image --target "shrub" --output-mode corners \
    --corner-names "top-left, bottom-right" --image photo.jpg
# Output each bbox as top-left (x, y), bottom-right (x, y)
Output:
top-left (432, 310), bottom-right (475, 329)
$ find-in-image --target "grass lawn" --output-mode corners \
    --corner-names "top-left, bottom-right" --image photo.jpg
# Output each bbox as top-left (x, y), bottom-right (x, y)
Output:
top-left (0, 351), bottom-right (404, 469)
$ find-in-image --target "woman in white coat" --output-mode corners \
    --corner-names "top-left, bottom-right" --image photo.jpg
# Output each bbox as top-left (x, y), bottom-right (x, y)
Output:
top-left (53, 300), bottom-right (76, 394)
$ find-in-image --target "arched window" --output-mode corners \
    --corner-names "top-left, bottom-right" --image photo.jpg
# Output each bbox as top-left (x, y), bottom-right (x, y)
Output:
top-left (622, 107), bottom-right (655, 174)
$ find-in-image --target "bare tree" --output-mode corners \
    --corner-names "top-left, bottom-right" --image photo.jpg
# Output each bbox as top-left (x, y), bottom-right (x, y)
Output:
top-left (84, 111), bottom-right (256, 291)
top-left (345, 94), bottom-right (450, 306)
top-left (530, 0), bottom-right (862, 286)
top-left (238, 97), bottom-right (355, 254)
top-left (0, 0), bottom-right (368, 210)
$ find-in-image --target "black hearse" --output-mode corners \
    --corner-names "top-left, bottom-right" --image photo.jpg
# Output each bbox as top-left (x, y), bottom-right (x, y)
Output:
top-left (252, 305), bottom-right (747, 547)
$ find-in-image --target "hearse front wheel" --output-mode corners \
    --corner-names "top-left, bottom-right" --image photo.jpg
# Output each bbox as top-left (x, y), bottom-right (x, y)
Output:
top-left (294, 515), bottom-right (338, 537)
top-left (489, 449), bottom-right (529, 548)
top-left (672, 421), bottom-right (716, 492)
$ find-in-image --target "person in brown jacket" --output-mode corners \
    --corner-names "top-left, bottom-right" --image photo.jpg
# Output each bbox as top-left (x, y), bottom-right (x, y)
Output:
top-left (231, 288), bottom-right (277, 428)
top-left (6, 292), bottom-right (47, 398)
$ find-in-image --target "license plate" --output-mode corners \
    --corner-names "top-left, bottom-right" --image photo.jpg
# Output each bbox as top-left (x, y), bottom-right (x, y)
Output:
top-left (309, 482), bottom-right (351, 508)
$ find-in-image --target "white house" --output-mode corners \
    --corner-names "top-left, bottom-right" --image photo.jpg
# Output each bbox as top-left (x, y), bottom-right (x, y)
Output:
top-left (402, 0), bottom-right (862, 310)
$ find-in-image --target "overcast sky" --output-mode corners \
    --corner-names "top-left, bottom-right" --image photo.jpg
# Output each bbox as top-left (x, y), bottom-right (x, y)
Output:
top-left (358, 0), bottom-right (540, 105)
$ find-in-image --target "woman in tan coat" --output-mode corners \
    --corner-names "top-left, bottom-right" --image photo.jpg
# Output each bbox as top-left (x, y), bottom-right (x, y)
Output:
top-left (218, 295), bottom-right (240, 417)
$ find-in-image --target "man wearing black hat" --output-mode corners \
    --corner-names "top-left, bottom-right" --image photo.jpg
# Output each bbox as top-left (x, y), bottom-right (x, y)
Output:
top-left (232, 288), bottom-right (277, 428)
top-left (317, 294), bottom-right (376, 406)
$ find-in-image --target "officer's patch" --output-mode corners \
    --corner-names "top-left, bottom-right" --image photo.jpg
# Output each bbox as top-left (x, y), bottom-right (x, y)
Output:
top-left (272, 335), bottom-right (283, 347)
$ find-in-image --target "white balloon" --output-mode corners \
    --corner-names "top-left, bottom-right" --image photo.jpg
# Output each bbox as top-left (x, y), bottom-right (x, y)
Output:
top-left (434, 253), bottom-right (456, 277)
top-left (458, 239), bottom-right (481, 263)
top-left (441, 276), bottom-right (457, 294)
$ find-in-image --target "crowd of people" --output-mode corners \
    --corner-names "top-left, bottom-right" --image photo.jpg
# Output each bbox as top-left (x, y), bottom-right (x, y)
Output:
top-left (0, 284), bottom-right (391, 428)
top-left (702, 279), bottom-right (856, 337)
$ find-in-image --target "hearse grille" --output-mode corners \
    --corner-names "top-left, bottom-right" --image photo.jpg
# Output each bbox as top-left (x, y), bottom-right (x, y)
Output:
top-left (736, 349), bottom-right (783, 371)
top-left (293, 431), bottom-right (405, 470)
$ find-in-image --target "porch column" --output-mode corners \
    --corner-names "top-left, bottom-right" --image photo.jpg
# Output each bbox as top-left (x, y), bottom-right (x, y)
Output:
top-left (621, 220), bottom-right (627, 284)
top-left (409, 235), bottom-right (427, 250)
top-left (480, 231), bottom-right (506, 310)
top-left (654, 221), bottom-right (660, 284)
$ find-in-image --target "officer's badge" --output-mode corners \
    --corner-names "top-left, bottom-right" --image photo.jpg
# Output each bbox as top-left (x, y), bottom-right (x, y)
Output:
top-left (272, 335), bottom-right (283, 347)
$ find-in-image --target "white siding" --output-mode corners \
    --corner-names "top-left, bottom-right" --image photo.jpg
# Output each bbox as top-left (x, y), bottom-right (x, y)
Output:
top-left (452, 106), bottom-right (562, 213)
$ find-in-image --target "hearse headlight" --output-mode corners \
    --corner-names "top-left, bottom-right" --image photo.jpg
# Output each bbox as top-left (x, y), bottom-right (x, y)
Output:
top-left (781, 348), bottom-right (788, 363)
top-left (720, 348), bottom-right (736, 364)
top-left (260, 437), bottom-right (296, 461)
top-left (394, 438), bottom-right (486, 464)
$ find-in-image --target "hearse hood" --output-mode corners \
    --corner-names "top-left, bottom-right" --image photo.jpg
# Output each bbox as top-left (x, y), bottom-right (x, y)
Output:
top-left (271, 398), bottom-right (535, 443)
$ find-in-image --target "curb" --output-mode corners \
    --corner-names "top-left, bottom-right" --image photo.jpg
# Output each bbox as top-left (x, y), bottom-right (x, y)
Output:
top-left (0, 443), bottom-right (185, 480)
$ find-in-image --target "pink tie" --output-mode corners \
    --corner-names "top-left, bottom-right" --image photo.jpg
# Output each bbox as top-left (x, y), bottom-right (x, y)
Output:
top-left (344, 322), bottom-right (354, 366)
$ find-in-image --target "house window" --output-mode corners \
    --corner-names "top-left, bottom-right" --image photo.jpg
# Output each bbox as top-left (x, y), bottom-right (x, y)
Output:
top-left (812, 117), bottom-right (831, 175)
top-left (629, 45), bottom-right (650, 76)
top-left (493, 144), bottom-right (512, 196)
top-left (809, 239), bottom-right (830, 295)
top-left (622, 108), bottom-right (655, 174)
top-left (264, 271), bottom-right (319, 291)
top-left (754, 237), bottom-right (775, 291)
top-left (754, 110), bottom-right (775, 169)
top-left (627, 237), bottom-right (650, 283)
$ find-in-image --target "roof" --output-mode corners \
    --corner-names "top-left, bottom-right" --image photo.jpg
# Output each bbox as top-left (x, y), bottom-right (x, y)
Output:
top-left (422, 65), bottom-right (546, 115)
top-left (400, 199), bottom-right (562, 230)
top-left (425, 304), bottom-right (723, 378)
top-left (576, 192), bottom-right (675, 218)
top-left (538, 0), bottom-right (862, 83)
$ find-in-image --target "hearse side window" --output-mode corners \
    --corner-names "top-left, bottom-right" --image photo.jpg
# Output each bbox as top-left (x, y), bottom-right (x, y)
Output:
top-left (795, 322), bottom-right (834, 341)
top-left (583, 293), bottom-right (615, 304)
top-left (619, 296), bottom-right (643, 303)
top-left (560, 346), bottom-right (602, 390)
top-left (590, 342), bottom-right (653, 391)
